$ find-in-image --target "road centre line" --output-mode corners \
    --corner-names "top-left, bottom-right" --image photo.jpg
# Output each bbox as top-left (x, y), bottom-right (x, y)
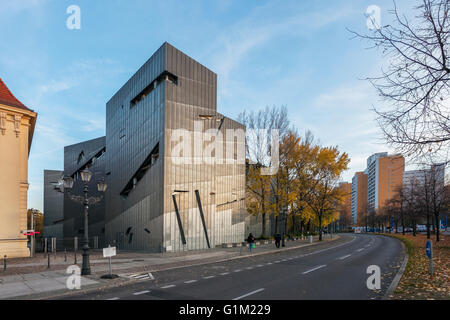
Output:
top-left (133, 290), bottom-right (150, 295)
top-left (161, 285), bottom-right (176, 289)
top-left (232, 288), bottom-right (265, 300)
top-left (184, 280), bottom-right (197, 283)
top-left (302, 265), bottom-right (326, 274)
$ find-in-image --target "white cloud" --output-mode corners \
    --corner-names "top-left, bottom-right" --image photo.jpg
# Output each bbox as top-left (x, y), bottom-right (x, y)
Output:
top-left (206, 2), bottom-right (356, 99)
top-left (0, 0), bottom-right (47, 15)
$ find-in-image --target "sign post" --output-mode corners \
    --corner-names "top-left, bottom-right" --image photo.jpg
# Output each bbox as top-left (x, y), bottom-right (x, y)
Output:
top-left (101, 245), bottom-right (118, 279)
top-left (426, 240), bottom-right (433, 276)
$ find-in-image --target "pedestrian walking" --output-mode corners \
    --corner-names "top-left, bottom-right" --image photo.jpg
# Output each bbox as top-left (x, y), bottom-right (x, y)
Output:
top-left (275, 233), bottom-right (281, 248)
top-left (247, 233), bottom-right (255, 253)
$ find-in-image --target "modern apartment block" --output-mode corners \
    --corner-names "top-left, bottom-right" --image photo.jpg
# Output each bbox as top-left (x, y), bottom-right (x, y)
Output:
top-left (351, 152), bottom-right (405, 225)
top-left (338, 182), bottom-right (352, 226)
top-left (366, 153), bottom-right (404, 212)
top-left (403, 164), bottom-right (446, 197)
top-left (351, 172), bottom-right (368, 224)
top-left (44, 42), bottom-right (256, 252)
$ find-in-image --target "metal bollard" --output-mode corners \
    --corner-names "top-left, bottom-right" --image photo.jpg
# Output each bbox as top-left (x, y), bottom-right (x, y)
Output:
top-left (53, 238), bottom-right (56, 259)
top-left (74, 251), bottom-right (77, 264)
top-left (47, 253), bottom-right (50, 269)
top-left (3, 255), bottom-right (6, 272)
top-left (64, 249), bottom-right (67, 262)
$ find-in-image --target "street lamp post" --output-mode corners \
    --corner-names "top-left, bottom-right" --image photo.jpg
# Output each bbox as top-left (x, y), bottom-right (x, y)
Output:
top-left (62, 168), bottom-right (107, 276)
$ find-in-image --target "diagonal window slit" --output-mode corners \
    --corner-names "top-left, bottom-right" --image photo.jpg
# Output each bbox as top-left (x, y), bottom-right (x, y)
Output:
top-left (120, 143), bottom-right (159, 197)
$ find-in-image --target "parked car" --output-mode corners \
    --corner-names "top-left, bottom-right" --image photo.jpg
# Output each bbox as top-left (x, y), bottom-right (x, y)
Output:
top-left (416, 225), bottom-right (427, 232)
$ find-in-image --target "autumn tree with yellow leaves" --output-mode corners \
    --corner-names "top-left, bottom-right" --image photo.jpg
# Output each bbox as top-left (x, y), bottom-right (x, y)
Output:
top-left (243, 112), bottom-right (350, 240)
top-left (301, 146), bottom-right (350, 241)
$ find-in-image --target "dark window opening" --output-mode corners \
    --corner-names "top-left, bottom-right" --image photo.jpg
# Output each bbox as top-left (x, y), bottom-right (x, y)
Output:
top-left (130, 71), bottom-right (178, 108)
top-left (125, 227), bottom-right (132, 235)
top-left (71, 147), bottom-right (106, 178)
top-left (77, 151), bottom-right (84, 164)
top-left (120, 142), bottom-right (159, 197)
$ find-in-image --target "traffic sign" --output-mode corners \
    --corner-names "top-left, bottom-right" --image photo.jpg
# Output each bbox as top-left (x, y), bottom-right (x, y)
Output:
top-left (426, 240), bottom-right (433, 276)
top-left (103, 246), bottom-right (116, 258)
top-left (426, 240), bottom-right (432, 259)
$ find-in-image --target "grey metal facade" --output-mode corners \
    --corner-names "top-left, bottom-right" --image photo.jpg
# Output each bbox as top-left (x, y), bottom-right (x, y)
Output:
top-left (43, 170), bottom-right (64, 239)
top-left (44, 42), bottom-right (258, 252)
top-left (63, 136), bottom-right (106, 247)
top-left (105, 43), bottom-right (252, 252)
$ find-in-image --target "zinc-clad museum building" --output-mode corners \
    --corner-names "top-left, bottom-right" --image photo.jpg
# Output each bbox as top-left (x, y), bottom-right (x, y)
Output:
top-left (44, 43), bottom-right (261, 252)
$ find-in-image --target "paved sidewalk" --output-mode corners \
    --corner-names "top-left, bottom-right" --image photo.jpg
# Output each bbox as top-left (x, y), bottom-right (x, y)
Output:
top-left (0, 235), bottom-right (339, 299)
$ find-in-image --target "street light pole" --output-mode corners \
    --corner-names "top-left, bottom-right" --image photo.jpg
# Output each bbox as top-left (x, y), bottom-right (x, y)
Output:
top-left (61, 168), bottom-right (107, 276)
top-left (30, 209), bottom-right (35, 258)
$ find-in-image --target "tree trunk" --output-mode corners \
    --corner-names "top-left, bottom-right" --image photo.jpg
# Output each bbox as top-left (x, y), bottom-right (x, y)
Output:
top-left (435, 214), bottom-right (440, 242)
top-left (318, 215), bottom-right (323, 241)
top-left (261, 212), bottom-right (266, 238)
top-left (401, 209), bottom-right (405, 235)
top-left (274, 215), bottom-right (279, 235)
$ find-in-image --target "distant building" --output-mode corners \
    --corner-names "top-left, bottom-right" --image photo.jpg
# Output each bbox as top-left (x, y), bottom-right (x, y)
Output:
top-left (0, 78), bottom-right (37, 258)
top-left (366, 153), bottom-right (404, 212)
top-left (337, 182), bottom-right (352, 228)
top-left (351, 172), bottom-right (368, 224)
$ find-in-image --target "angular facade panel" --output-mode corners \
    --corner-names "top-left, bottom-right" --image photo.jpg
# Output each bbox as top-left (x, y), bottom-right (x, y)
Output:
top-left (43, 170), bottom-right (64, 239)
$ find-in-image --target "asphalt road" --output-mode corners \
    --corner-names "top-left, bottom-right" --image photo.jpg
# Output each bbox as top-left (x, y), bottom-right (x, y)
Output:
top-left (58, 234), bottom-right (404, 300)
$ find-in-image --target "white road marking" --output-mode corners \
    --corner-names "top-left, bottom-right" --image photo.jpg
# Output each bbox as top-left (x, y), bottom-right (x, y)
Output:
top-left (274, 261), bottom-right (281, 263)
top-left (220, 272), bottom-right (230, 276)
top-left (234, 269), bottom-right (242, 272)
top-left (106, 297), bottom-right (120, 300)
top-left (245, 267), bottom-right (253, 270)
top-left (302, 265), bottom-right (326, 274)
top-left (256, 265), bottom-right (264, 267)
top-left (302, 236), bottom-right (357, 258)
top-left (133, 290), bottom-right (150, 295)
top-left (356, 248), bottom-right (364, 252)
top-left (184, 280), bottom-right (197, 284)
top-left (232, 288), bottom-right (265, 300)
top-left (203, 276), bottom-right (215, 279)
top-left (161, 285), bottom-right (176, 289)
top-left (267, 262), bottom-right (273, 265)
top-left (338, 254), bottom-right (352, 260)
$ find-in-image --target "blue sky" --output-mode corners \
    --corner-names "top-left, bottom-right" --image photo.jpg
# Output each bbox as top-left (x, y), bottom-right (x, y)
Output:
top-left (0, 0), bottom-right (414, 212)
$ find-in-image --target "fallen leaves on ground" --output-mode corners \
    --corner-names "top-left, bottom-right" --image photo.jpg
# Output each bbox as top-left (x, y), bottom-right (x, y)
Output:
top-left (388, 233), bottom-right (450, 300)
